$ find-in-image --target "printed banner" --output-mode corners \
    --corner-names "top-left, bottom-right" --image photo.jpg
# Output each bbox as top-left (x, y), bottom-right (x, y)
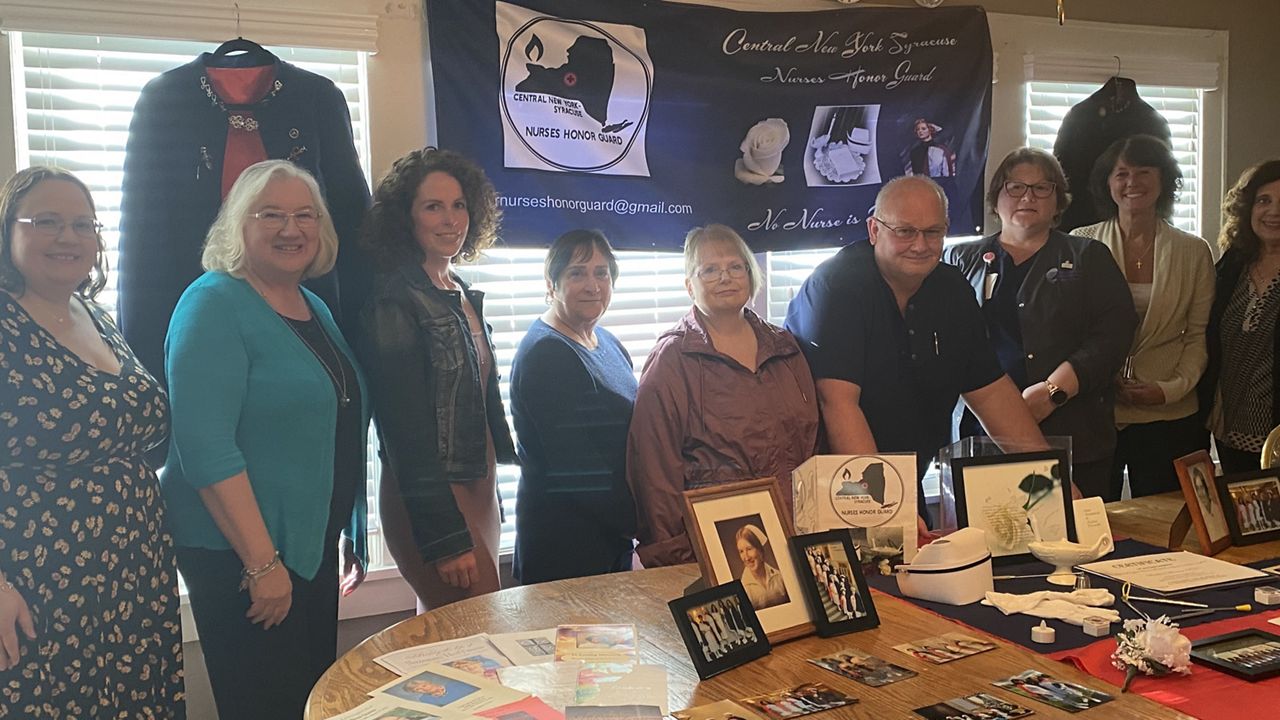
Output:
top-left (426, 0), bottom-right (992, 251)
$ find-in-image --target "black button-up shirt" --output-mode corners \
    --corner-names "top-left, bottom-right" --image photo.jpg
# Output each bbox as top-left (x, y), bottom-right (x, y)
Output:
top-left (785, 241), bottom-right (1004, 501)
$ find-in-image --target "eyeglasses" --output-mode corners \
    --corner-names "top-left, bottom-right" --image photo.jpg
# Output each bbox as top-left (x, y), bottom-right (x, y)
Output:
top-left (695, 263), bottom-right (748, 282)
top-left (15, 213), bottom-right (103, 238)
top-left (1003, 181), bottom-right (1056, 199)
top-left (250, 209), bottom-right (322, 230)
top-left (872, 218), bottom-right (948, 243)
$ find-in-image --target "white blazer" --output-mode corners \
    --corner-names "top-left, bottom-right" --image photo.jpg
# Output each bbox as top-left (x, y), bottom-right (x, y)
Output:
top-left (1072, 219), bottom-right (1215, 425)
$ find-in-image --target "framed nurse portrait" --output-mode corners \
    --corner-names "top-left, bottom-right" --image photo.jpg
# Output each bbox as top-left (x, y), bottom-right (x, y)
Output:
top-left (1174, 450), bottom-right (1232, 555)
top-left (682, 478), bottom-right (814, 642)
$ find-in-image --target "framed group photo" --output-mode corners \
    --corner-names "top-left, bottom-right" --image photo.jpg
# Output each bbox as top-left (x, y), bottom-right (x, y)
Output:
top-left (1173, 450), bottom-right (1232, 555)
top-left (682, 478), bottom-right (814, 642)
top-left (668, 580), bottom-right (771, 680)
top-left (788, 530), bottom-right (878, 637)
top-left (1191, 629), bottom-right (1280, 681)
top-left (951, 450), bottom-right (1075, 563)
top-left (1217, 469), bottom-right (1280, 545)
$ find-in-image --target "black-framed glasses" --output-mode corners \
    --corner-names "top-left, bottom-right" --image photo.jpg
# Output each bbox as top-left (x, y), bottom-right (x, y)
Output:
top-left (872, 217), bottom-right (948, 243)
top-left (695, 262), bottom-right (748, 282)
top-left (1003, 181), bottom-right (1056, 199)
top-left (249, 209), bottom-right (323, 231)
top-left (15, 213), bottom-right (103, 238)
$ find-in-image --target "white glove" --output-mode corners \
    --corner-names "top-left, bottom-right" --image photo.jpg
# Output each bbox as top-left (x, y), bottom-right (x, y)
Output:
top-left (981, 588), bottom-right (1120, 626)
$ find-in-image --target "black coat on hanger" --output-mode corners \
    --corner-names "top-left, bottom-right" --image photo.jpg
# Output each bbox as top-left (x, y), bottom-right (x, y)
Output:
top-left (1053, 77), bottom-right (1170, 230)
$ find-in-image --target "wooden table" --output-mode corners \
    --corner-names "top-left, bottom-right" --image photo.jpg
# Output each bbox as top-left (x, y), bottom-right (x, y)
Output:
top-left (1106, 491), bottom-right (1280, 564)
top-left (306, 564), bottom-right (1191, 719)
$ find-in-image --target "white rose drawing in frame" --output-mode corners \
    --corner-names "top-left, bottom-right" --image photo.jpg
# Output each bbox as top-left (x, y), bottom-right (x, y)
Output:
top-left (735, 118), bottom-right (790, 185)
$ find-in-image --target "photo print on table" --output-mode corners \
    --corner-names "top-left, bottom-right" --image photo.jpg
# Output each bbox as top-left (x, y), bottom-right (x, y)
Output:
top-left (803, 105), bottom-right (881, 186)
top-left (1217, 470), bottom-right (1280, 545)
top-left (952, 450), bottom-right (1075, 562)
top-left (738, 682), bottom-right (856, 720)
top-left (554, 624), bottom-right (637, 662)
top-left (368, 661), bottom-right (526, 714)
top-left (683, 478), bottom-right (814, 642)
top-left (564, 705), bottom-right (663, 720)
top-left (992, 669), bottom-right (1114, 713)
top-left (893, 633), bottom-right (998, 665)
top-left (913, 692), bottom-right (1030, 720)
top-left (789, 529), bottom-right (878, 636)
top-left (672, 699), bottom-right (769, 720)
top-left (806, 649), bottom-right (916, 687)
top-left (669, 580), bottom-right (770, 680)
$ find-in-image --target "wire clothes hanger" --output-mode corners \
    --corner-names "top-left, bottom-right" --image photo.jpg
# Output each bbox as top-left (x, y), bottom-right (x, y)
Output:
top-left (206, 3), bottom-right (275, 67)
top-left (1103, 55), bottom-right (1136, 114)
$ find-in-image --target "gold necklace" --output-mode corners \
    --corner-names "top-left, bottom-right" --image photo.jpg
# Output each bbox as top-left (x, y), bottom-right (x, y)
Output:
top-left (1127, 237), bottom-right (1155, 270)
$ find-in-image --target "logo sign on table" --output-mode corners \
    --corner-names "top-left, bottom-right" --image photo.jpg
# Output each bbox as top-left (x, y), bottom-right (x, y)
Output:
top-left (426, 0), bottom-right (992, 250)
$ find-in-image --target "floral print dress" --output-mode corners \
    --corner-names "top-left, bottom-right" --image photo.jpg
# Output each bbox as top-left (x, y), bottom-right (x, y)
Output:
top-left (0, 295), bottom-right (183, 718)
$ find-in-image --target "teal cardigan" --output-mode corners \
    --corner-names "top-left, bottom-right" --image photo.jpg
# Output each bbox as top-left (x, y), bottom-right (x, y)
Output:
top-left (161, 271), bottom-right (370, 580)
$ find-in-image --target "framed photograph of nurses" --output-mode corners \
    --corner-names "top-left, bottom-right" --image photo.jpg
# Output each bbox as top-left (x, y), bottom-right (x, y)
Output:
top-left (1174, 450), bottom-right (1232, 555)
top-left (682, 478), bottom-right (814, 642)
top-left (1217, 469), bottom-right (1280, 546)
top-left (951, 450), bottom-right (1075, 563)
top-left (668, 580), bottom-right (771, 680)
top-left (788, 530), bottom-right (879, 637)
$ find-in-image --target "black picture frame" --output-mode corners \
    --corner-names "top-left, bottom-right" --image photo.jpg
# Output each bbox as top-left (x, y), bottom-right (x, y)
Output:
top-left (1190, 629), bottom-right (1280, 681)
top-left (668, 580), bottom-right (771, 680)
top-left (1215, 469), bottom-right (1280, 546)
top-left (788, 530), bottom-right (879, 637)
top-left (951, 450), bottom-right (1076, 564)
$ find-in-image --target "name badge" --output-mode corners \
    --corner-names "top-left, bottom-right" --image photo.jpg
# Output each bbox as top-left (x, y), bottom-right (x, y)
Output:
top-left (983, 273), bottom-right (999, 300)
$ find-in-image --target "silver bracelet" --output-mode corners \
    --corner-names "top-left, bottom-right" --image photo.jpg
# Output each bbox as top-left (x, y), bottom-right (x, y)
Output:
top-left (238, 551), bottom-right (282, 591)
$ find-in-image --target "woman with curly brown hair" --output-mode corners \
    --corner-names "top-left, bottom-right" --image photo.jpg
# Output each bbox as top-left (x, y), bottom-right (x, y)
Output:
top-left (1202, 160), bottom-right (1280, 472)
top-left (359, 148), bottom-right (514, 608)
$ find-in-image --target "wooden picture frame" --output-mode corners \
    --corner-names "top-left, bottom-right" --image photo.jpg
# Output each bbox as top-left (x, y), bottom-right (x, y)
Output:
top-left (1216, 469), bottom-right (1280, 546)
top-left (1173, 450), bottom-right (1232, 555)
top-left (1191, 629), bottom-right (1280, 681)
top-left (951, 450), bottom-right (1076, 564)
top-left (668, 580), bottom-right (771, 680)
top-left (788, 530), bottom-right (879, 637)
top-left (682, 478), bottom-right (814, 642)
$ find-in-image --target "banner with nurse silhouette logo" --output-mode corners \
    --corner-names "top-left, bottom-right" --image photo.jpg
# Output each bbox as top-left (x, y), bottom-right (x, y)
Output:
top-left (497, 3), bottom-right (652, 175)
top-left (426, 0), bottom-right (991, 251)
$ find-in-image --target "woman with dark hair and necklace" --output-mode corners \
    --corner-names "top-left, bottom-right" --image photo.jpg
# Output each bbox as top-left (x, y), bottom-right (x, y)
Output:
top-left (163, 159), bottom-right (370, 719)
top-left (1203, 159), bottom-right (1280, 472)
top-left (509, 229), bottom-right (638, 584)
top-left (1072, 135), bottom-right (1214, 498)
top-left (359, 148), bottom-right (515, 609)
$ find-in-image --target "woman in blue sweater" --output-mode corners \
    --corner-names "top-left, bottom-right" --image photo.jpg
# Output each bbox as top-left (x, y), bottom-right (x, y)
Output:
top-left (163, 160), bottom-right (369, 720)
top-left (510, 229), bottom-right (638, 583)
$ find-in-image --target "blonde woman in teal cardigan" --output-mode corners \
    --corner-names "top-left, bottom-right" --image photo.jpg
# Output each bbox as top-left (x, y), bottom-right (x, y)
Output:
top-left (162, 160), bottom-right (370, 720)
top-left (1072, 135), bottom-right (1214, 498)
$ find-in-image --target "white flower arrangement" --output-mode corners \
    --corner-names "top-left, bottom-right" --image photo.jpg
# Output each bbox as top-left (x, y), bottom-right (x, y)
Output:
top-left (1110, 615), bottom-right (1192, 691)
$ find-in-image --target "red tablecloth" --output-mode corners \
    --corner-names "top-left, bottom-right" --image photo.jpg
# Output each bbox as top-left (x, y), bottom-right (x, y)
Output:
top-left (1050, 609), bottom-right (1280, 719)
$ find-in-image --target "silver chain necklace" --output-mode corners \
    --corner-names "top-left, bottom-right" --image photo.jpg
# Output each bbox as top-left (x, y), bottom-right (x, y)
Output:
top-left (280, 314), bottom-right (350, 407)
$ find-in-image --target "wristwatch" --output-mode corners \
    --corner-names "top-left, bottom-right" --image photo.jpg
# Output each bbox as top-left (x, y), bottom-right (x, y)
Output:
top-left (1045, 380), bottom-right (1069, 407)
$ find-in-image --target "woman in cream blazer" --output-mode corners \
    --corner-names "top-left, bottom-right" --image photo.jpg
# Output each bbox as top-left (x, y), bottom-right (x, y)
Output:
top-left (1073, 135), bottom-right (1214, 498)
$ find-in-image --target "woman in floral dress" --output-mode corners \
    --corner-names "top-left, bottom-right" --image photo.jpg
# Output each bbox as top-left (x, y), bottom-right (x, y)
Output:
top-left (0, 166), bottom-right (183, 718)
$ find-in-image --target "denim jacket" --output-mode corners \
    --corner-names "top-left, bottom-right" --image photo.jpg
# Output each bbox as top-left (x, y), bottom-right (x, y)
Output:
top-left (359, 264), bottom-right (516, 562)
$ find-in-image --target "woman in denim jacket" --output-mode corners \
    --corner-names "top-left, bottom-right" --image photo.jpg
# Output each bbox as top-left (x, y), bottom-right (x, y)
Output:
top-left (359, 148), bottom-right (515, 609)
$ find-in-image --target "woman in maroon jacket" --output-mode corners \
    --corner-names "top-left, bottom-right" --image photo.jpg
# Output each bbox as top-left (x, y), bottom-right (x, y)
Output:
top-left (626, 224), bottom-right (818, 566)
